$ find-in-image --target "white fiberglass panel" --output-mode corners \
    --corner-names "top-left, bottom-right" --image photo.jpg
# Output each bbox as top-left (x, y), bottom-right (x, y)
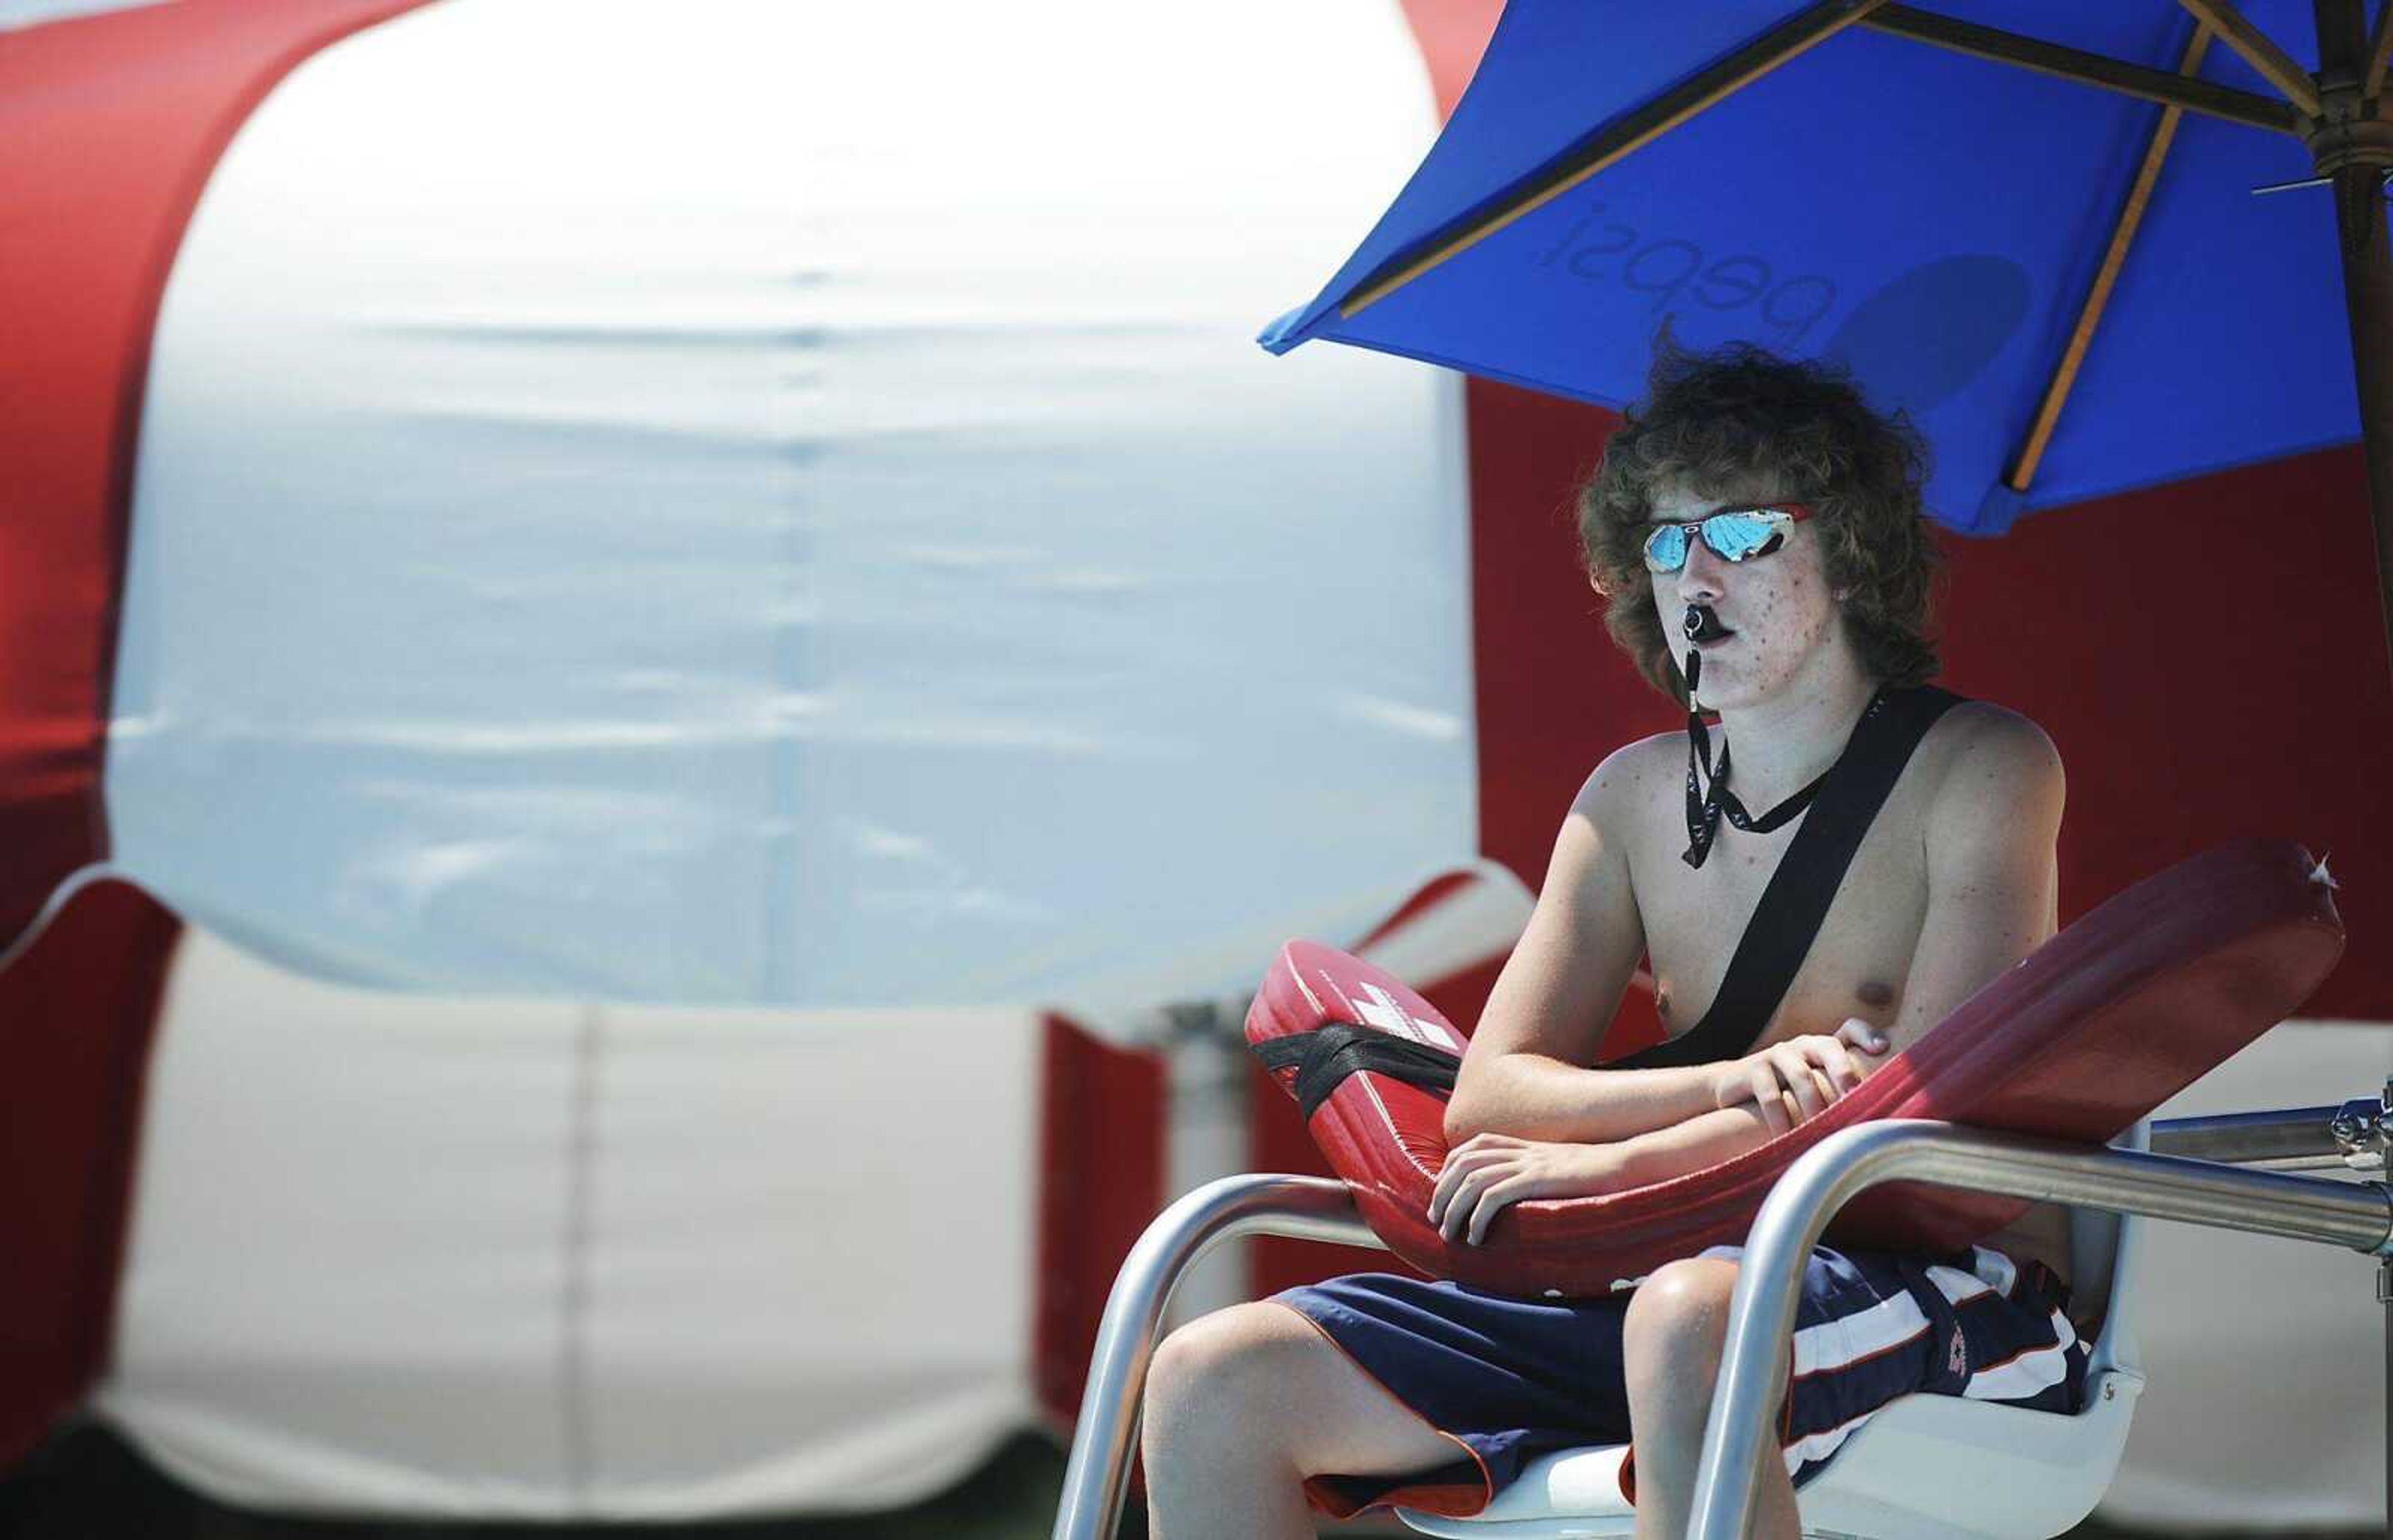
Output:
top-left (2101, 1019), bottom-right (2393, 1529)
top-left (110, 0), bottom-right (1466, 1017)
top-left (98, 929), bottom-right (1041, 1516)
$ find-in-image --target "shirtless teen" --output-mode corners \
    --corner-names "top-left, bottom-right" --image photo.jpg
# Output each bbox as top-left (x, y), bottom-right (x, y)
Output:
top-left (1142, 343), bottom-right (2080, 1540)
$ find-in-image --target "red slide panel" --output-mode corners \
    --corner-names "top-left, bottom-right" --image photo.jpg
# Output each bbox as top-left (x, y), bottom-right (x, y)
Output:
top-left (0, 0), bottom-right (430, 1473)
top-left (0, 0), bottom-right (432, 955)
top-left (0, 880), bottom-right (180, 1467)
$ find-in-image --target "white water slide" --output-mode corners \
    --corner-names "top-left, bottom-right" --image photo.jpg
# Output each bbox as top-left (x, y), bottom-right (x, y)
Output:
top-left (36, 0), bottom-right (1484, 1517)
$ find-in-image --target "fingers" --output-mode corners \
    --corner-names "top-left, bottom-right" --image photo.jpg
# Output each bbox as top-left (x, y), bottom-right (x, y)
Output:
top-left (1747, 1065), bottom-right (1792, 1135)
top-left (1719, 1024), bottom-right (1895, 1136)
top-left (1440, 1164), bottom-right (1550, 1246)
top-left (1430, 1134), bottom-right (1565, 1245)
top-left (1464, 1174), bottom-right (1537, 1246)
top-left (1431, 1153), bottom-right (1509, 1243)
top-left (1717, 1058), bottom-right (1796, 1133)
top-left (1812, 1037), bottom-right (1860, 1093)
top-left (1767, 1045), bottom-right (1827, 1121)
top-left (1427, 1151), bottom-right (1470, 1230)
top-left (1428, 1134), bottom-right (1519, 1232)
top-left (1751, 1066), bottom-right (1790, 1124)
top-left (1836, 1017), bottom-right (1889, 1055)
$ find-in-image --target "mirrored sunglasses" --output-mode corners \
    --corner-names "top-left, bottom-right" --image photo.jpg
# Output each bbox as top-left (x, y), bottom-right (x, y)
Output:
top-left (1641, 504), bottom-right (1815, 574)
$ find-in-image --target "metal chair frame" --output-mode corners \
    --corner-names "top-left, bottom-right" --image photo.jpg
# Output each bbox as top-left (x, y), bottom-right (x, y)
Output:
top-left (1052, 1099), bottom-right (2393, 1540)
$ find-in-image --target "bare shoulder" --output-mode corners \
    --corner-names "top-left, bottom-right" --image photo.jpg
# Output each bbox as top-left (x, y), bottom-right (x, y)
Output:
top-left (1923, 700), bottom-right (2063, 793)
top-left (1918, 699), bottom-right (2065, 850)
top-left (1569, 730), bottom-right (1682, 835)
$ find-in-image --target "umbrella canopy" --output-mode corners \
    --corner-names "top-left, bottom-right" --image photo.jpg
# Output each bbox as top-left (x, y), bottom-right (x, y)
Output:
top-left (1263, 0), bottom-right (2388, 542)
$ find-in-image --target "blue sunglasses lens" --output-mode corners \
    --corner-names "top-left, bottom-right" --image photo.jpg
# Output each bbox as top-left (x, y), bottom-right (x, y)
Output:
top-left (1645, 512), bottom-right (1784, 571)
top-left (1704, 512), bottom-right (1782, 561)
top-left (1644, 525), bottom-right (1690, 571)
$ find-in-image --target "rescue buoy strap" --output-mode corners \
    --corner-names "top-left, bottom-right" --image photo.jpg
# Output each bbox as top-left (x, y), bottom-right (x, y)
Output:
top-left (1251, 1022), bottom-right (1460, 1120)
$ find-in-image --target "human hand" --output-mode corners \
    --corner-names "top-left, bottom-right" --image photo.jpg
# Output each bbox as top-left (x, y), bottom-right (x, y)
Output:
top-left (1711, 1019), bottom-right (1889, 1136)
top-left (1426, 1133), bottom-right (1622, 1246)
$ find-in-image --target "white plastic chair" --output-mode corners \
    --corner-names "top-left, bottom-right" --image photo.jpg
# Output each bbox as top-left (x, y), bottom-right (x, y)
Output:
top-left (1397, 1126), bottom-right (2151, 1540)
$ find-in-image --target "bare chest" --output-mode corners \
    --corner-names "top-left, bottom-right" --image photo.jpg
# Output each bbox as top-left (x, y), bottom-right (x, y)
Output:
top-left (1628, 783), bottom-right (1932, 1049)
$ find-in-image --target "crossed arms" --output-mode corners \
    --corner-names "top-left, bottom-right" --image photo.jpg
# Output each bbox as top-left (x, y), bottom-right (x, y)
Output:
top-left (1428, 708), bottom-right (2063, 1246)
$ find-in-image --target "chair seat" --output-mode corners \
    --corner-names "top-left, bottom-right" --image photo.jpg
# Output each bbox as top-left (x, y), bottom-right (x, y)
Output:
top-left (1397, 1366), bottom-right (2144, 1540)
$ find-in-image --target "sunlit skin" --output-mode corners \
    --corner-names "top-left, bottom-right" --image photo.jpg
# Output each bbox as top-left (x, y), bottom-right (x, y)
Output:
top-left (1423, 482), bottom-right (1893, 1243)
top-left (1423, 482), bottom-right (1886, 1540)
top-left (1644, 481), bottom-right (1876, 796)
top-left (1141, 475), bottom-right (2066, 1540)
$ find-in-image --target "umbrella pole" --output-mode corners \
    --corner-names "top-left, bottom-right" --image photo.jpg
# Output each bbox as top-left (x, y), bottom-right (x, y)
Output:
top-left (2316, 36), bottom-right (2393, 1511)
top-left (2313, 0), bottom-right (2393, 682)
top-left (2328, 156), bottom-right (2393, 685)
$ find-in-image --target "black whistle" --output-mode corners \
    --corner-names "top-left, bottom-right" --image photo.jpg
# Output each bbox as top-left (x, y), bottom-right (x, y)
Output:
top-left (1683, 604), bottom-right (1726, 642)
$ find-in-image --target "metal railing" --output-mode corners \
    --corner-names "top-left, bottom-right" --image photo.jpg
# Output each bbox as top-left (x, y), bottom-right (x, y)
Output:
top-left (1053, 1104), bottom-right (2393, 1540)
top-left (1051, 1173), bottom-right (1377, 1540)
top-left (2149, 1100), bottom-right (2390, 1171)
top-left (1683, 1121), bottom-right (2393, 1540)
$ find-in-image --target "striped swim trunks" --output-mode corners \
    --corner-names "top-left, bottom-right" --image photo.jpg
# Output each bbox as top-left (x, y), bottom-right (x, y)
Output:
top-left (1271, 1242), bottom-right (2085, 1521)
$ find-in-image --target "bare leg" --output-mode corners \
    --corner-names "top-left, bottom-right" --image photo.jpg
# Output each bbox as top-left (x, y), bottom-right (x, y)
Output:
top-left (1141, 1300), bottom-right (1467, 1540)
top-left (1621, 1258), bottom-right (1802, 1540)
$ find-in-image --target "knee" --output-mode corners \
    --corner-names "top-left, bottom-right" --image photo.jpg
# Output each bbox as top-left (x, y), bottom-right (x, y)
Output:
top-left (1144, 1303), bottom-right (1305, 1449)
top-left (1622, 1258), bottom-right (1739, 1399)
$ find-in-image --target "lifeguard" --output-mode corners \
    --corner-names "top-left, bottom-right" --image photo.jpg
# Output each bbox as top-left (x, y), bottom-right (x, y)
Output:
top-left (1142, 341), bottom-right (2083, 1540)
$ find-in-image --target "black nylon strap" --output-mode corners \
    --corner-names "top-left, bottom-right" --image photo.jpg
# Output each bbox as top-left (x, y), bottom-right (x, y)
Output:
top-left (1253, 1022), bottom-right (1461, 1119)
top-left (1610, 684), bottom-right (1965, 1070)
top-left (1684, 723), bottom-right (1827, 868)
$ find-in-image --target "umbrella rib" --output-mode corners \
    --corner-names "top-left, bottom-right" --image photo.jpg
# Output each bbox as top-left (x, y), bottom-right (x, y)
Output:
top-left (1863, 6), bottom-right (2299, 134)
top-left (1339, 0), bottom-right (1891, 319)
top-left (2367, 0), bottom-right (2391, 103)
top-left (2006, 26), bottom-right (2215, 495)
top-left (2174, 0), bottom-right (2323, 116)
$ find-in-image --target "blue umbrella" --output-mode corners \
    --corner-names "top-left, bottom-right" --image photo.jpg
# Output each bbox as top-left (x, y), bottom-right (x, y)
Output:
top-left (1263, 0), bottom-right (2392, 651)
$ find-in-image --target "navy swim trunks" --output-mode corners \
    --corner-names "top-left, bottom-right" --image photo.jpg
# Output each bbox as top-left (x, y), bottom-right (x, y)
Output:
top-left (1271, 1242), bottom-right (2086, 1521)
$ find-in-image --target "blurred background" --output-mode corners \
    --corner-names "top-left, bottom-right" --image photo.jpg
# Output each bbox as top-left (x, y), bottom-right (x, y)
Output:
top-left (1, 1), bottom-right (2387, 1536)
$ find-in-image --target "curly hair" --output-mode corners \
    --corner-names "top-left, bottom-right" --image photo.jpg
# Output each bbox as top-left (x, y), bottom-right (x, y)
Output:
top-left (1578, 338), bottom-right (1943, 705)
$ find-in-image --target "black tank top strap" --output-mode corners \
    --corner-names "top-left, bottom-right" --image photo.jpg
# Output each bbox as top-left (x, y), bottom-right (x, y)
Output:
top-left (1604, 684), bottom-right (1967, 1070)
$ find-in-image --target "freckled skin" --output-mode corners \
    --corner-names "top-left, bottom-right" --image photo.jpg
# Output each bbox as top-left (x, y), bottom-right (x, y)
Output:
top-left (1644, 483), bottom-right (1841, 713)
